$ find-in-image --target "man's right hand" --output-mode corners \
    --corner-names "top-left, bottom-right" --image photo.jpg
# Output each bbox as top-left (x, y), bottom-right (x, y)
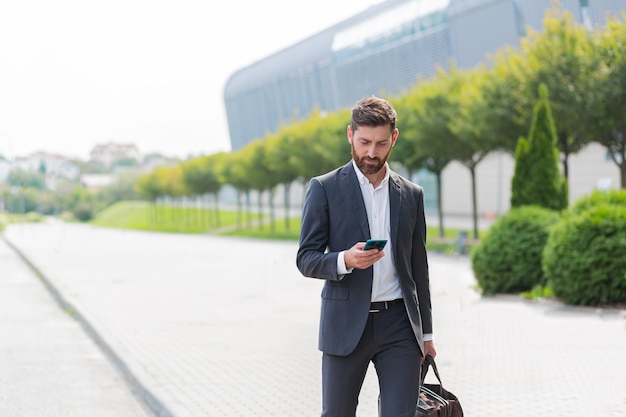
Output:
top-left (344, 241), bottom-right (385, 270)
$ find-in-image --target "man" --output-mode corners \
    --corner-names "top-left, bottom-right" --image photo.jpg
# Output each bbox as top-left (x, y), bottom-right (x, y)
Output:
top-left (296, 96), bottom-right (436, 417)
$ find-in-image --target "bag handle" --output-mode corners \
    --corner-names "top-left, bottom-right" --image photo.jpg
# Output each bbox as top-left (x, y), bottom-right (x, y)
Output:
top-left (420, 354), bottom-right (444, 386)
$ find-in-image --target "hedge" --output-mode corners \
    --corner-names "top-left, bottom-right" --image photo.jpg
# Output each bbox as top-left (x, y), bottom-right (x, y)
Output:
top-left (543, 204), bottom-right (626, 306)
top-left (471, 205), bottom-right (560, 295)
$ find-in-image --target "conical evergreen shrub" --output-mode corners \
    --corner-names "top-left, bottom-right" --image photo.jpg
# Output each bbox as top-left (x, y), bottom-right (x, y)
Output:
top-left (510, 84), bottom-right (568, 211)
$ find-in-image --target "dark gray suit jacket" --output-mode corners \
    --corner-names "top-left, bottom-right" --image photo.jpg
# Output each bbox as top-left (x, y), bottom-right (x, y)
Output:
top-left (296, 161), bottom-right (432, 357)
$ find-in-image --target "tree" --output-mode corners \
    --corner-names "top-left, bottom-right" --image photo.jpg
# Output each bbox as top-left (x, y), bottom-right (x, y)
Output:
top-left (586, 14), bottom-right (626, 188)
top-left (136, 165), bottom-right (186, 226)
top-left (181, 153), bottom-right (225, 228)
top-left (219, 150), bottom-right (253, 229)
top-left (136, 170), bottom-right (163, 202)
top-left (98, 171), bottom-right (142, 207)
top-left (281, 108), bottom-right (351, 211)
top-left (511, 5), bottom-right (595, 184)
top-left (449, 67), bottom-right (497, 239)
top-left (510, 84), bottom-right (567, 211)
top-left (239, 140), bottom-right (274, 231)
top-left (480, 50), bottom-right (531, 154)
top-left (399, 70), bottom-right (464, 238)
top-left (7, 169), bottom-right (46, 190)
top-left (264, 131), bottom-right (300, 232)
top-left (158, 165), bottom-right (187, 227)
top-left (391, 95), bottom-right (428, 181)
top-left (510, 138), bottom-right (531, 207)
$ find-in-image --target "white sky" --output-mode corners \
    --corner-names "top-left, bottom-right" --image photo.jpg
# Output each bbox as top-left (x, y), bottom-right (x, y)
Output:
top-left (0, 0), bottom-right (382, 161)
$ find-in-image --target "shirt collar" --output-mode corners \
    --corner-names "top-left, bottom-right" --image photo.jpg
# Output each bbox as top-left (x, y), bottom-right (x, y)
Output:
top-left (351, 159), bottom-right (390, 187)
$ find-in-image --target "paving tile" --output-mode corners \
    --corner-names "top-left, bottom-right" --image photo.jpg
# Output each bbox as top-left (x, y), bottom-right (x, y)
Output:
top-left (0, 236), bottom-right (153, 417)
top-left (4, 221), bottom-right (626, 417)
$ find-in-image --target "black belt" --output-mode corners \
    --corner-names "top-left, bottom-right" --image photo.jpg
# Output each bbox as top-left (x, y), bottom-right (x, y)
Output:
top-left (369, 298), bottom-right (404, 313)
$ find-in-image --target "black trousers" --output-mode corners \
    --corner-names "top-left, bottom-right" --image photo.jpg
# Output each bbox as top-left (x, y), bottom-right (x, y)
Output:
top-left (321, 302), bottom-right (421, 417)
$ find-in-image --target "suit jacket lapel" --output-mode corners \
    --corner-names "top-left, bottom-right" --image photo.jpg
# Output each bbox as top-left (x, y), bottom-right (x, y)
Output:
top-left (389, 171), bottom-right (402, 259)
top-left (341, 162), bottom-right (371, 239)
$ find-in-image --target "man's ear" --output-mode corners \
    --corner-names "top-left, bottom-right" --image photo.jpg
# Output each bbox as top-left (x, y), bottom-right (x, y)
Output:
top-left (391, 128), bottom-right (398, 146)
top-left (347, 125), bottom-right (353, 143)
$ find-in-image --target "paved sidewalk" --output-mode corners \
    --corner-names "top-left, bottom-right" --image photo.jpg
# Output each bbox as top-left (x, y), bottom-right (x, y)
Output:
top-left (0, 235), bottom-right (153, 417)
top-left (4, 220), bottom-right (626, 417)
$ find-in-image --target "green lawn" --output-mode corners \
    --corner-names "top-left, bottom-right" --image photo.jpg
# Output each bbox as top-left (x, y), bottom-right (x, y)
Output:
top-left (91, 201), bottom-right (262, 234)
top-left (91, 201), bottom-right (481, 254)
top-left (219, 216), bottom-right (302, 240)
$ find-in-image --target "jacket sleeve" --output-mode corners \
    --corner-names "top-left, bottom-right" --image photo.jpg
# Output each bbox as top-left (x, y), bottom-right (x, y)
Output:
top-left (296, 178), bottom-right (342, 281)
top-left (413, 188), bottom-right (433, 335)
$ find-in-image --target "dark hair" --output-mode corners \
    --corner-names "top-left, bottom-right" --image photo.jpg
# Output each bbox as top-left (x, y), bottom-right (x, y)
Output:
top-left (351, 96), bottom-right (397, 132)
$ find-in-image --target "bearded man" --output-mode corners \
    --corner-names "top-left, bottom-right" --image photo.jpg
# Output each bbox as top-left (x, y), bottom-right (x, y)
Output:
top-left (297, 96), bottom-right (437, 417)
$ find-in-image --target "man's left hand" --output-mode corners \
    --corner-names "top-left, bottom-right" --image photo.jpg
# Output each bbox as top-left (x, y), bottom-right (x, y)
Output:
top-left (422, 340), bottom-right (436, 362)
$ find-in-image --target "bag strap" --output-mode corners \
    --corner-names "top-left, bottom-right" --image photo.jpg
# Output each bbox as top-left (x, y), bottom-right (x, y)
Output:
top-left (421, 354), bottom-right (444, 386)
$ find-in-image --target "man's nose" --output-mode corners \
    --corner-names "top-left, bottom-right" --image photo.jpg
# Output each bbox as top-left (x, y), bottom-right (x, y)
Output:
top-left (366, 145), bottom-right (377, 158)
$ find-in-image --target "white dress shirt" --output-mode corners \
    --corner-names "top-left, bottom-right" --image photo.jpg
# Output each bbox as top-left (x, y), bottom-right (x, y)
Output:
top-left (337, 161), bottom-right (433, 341)
top-left (337, 161), bottom-right (402, 302)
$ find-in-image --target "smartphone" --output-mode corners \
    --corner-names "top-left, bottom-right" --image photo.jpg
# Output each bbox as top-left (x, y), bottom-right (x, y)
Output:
top-left (363, 239), bottom-right (387, 250)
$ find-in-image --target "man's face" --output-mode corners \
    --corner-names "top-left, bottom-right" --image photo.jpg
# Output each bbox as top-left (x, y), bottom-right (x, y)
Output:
top-left (348, 124), bottom-right (398, 175)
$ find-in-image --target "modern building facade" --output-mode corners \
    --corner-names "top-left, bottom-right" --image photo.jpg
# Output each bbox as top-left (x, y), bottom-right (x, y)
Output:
top-left (223, 0), bottom-right (624, 217)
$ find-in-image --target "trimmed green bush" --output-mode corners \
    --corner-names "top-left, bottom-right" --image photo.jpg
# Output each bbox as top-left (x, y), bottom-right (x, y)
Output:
top-left (24, 212), bottom-right (44, 223)
top-left (567, 189), bottom-right (626, 217)
top-left (471, 206), bottom-right (560, 295)
top-left (543, 204), bottom-right (626, 306)
top-left (73, 203), bottom-right (94, 222)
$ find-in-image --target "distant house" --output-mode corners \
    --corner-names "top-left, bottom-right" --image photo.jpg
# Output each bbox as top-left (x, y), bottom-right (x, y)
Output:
top-left (80, 173), bottom-right (115, 191)
top-left (6, 152), bottom-right (80, 190)
top-left (31, 152), bottom-right (80, 180)
top-left (90, 142), bottom-right (140, 169)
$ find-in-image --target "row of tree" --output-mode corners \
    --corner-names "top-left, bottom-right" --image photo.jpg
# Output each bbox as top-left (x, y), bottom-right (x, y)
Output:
top-left (136, 7), bottom-right (626, 238)
top-left (0, 171), bottom-right (142, 221)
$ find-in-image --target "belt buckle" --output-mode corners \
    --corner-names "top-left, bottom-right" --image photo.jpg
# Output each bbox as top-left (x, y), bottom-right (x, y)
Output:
top-left (369, 300), bottom-right (388, 313)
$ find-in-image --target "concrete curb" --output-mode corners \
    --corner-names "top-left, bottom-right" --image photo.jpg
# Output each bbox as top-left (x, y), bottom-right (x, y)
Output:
top-left (1, 234), bottom-right (175, 417)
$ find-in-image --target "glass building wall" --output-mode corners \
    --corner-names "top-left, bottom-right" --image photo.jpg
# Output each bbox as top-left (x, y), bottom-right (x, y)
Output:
top-left (224, 0), bottom-right (451, 151)
top-left (223, 0), bottom-right (625, 211)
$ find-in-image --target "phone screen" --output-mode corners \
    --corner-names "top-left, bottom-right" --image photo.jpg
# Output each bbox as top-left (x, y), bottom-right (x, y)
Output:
top-left (363, 239), bottom-right (387, 250)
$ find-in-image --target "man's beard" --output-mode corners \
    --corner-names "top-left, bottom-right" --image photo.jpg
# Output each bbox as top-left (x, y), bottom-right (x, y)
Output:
top-left (352, 145), bottom-right (391, 175)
